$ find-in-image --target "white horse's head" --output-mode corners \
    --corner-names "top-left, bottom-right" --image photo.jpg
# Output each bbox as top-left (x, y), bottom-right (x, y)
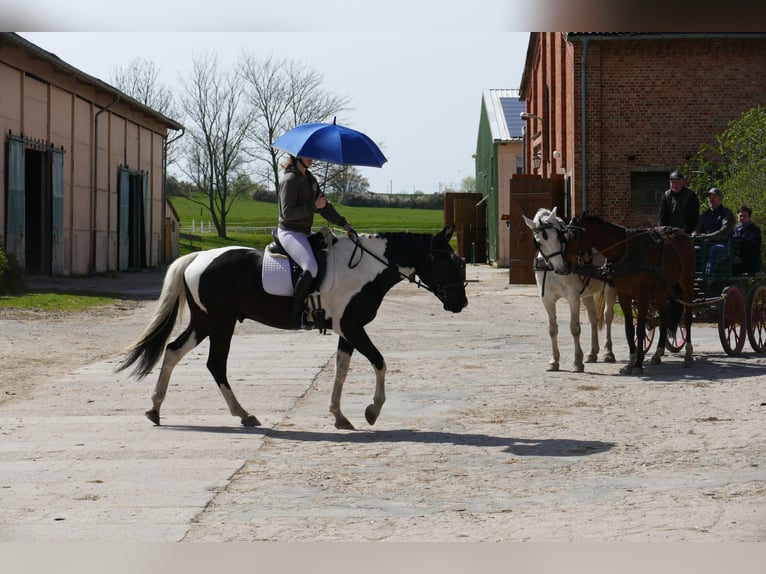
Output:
top-left (523, 207), bottom-right (571, 274)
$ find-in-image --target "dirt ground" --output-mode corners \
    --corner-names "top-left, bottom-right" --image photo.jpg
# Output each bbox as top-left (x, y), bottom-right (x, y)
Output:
top-left (1, 265), bottom-right (765, 543)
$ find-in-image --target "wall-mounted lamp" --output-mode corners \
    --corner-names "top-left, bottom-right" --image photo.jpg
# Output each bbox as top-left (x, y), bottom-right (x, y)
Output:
top-left (532, 154), bottom-right (542, 170)
top-left (520, 111), bottom-right (543, 121)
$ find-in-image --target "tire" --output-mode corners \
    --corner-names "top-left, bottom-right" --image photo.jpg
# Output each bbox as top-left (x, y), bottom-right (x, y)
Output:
top-left (747, 284), bottom-right (766, 353)
top-left (632, 305), bottom-right (655, 353)
top-left (718, 286), bottom-right (747, 356)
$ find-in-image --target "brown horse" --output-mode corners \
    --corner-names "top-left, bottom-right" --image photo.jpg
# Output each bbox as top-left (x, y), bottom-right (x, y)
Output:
top-left (564, 213), bottom-right (695, 374)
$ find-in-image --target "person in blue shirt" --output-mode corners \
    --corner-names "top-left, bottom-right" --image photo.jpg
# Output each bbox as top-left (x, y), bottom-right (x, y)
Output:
top-left (732, 205), bottom-right (762, 275)
top-left (692, 187), bottom-right (736, 275)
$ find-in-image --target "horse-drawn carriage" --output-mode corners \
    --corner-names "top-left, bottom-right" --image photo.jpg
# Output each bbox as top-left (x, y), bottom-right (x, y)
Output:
top-left (526, 208), bottom-right (765, 375)
top-left (640, 236), bottom-right (766, 356)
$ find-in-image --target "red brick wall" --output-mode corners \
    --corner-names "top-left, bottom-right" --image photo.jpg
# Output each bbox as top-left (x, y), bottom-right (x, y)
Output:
top-left (528, 34), bottom-right (766, 227)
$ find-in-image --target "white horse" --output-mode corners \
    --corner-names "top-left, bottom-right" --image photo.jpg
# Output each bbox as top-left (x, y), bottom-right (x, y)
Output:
top-left (523, 207), bottom-right (617, 372)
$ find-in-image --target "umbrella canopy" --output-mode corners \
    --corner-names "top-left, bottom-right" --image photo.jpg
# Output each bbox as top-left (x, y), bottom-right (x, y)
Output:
top-left (272, 118), bottom-right (387, 168)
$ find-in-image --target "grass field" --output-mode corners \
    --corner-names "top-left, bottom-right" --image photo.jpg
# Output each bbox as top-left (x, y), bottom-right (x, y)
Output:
top-left (171, 193), bottom-right (446, 253)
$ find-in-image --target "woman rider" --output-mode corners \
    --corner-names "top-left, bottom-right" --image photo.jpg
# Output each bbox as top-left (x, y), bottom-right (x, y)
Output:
top-left (277, 155), bottom-right (356, 328)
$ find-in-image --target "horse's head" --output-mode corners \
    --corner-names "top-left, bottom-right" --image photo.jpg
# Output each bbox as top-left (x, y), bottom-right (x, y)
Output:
top-left (418, 226), bottom-right (468, 313)
top-left (523, 206), bottom-right (571, 274)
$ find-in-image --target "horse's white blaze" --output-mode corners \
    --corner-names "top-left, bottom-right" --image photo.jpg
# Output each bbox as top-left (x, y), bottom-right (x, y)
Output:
top-left (185, 246), bottom-right (252, 314)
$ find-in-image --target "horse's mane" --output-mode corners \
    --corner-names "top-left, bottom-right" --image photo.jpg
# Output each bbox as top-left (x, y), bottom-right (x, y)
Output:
top-left (576, 212), bottom-right (644, 233)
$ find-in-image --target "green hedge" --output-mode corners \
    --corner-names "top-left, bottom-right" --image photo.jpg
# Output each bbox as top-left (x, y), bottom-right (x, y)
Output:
top-left (0, 249), bottom-right (26, 295)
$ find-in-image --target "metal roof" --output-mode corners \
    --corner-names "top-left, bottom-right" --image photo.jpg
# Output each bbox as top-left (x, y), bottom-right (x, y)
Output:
top-left (483, 89), bottom-right (524, 142)
top-left (0, 32), bottom-right (184, 131)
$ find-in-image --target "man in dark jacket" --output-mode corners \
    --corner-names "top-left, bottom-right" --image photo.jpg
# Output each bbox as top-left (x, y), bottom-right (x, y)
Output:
top-left (732, 205), bottom-right (762, 274)
top-left (692, 187), bottom-right (736, 275)
top-left (658, 170), bottom-right (699, 234)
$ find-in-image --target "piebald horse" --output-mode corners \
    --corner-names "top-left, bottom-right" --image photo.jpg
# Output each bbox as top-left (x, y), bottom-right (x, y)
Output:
top-left (117, 227), bottom-right (467, 429)
top-left (523, 207), bottom-right (617, 372)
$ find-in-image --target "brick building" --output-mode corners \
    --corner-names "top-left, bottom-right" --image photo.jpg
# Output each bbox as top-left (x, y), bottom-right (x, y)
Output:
top-left (519, 33), bottom-right (766, 228)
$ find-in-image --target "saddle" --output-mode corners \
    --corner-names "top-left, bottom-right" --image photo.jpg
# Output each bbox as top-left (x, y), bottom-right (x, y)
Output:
top-left (264, 227), bottom-right (336, 331)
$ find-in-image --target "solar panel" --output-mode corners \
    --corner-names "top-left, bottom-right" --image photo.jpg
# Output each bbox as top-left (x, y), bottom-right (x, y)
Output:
top-left (500, 97), bottom-right (526, 139)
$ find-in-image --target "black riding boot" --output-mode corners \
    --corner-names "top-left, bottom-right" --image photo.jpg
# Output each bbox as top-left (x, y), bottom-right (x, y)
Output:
top-left (289, 270), bottom-right (314, 329)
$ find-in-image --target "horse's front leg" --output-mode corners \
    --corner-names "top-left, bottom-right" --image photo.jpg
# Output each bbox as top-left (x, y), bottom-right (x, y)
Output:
top-left (207, 322), bottom-right (260, 427)
top-left (335, 327), bottom-right (388, 428)
top-left (329, 337), bottom-right (355, 430)
top-left (542, 297), bottom-right (561, 371)
top-left (568, 295), bottom-right (586, 372)
top-left (582, 296), bottom-right (600, 365)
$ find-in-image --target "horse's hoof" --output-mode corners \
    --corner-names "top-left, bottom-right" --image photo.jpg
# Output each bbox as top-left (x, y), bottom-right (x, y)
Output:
top-left (241, 415), bottom-right (261, 427)
top-left (364, 405), bottom-right (380, 426)
top-left (619, 365), bottom-right (642, 375)
top-left (547, 363), bottom-right (560, 372)
top-left (603, 354), bottom-right (616, 363)
top-left (585, 355), bottom-right (597, 363)
top-left (145, 409), bottom-right (160, 425)
top-left (573, 364), bottom-right (585, 373)
top-left (334, 417), bottom-right (355, 430)
top-left (650, 357), bottom-right (661, 365)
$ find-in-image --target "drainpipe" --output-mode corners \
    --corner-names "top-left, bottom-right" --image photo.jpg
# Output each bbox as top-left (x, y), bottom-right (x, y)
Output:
top-left (580, 37), bottom-right (589, 213)
top-left (92, 94), bottom-right (120, 272)
top-left (162, 127), bottom-right (185, 263)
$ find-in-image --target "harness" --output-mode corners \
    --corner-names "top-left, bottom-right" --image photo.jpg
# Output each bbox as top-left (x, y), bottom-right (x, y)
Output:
top-left (347, 236), bottom-right (467, 305)
top-left (566, 221), bottom-right (690, 310)
top-left (530, 218), bottom-right (594, 296)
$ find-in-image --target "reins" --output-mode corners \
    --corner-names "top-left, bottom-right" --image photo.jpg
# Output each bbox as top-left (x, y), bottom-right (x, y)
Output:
top-left (347, 235), bottom-right (437, 294)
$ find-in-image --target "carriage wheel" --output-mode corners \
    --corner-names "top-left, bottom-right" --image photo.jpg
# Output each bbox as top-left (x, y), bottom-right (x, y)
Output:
top-left (747, 285), bottom-right (766, 353)
top-left (718, 286), bottom-right (747, 356)
top-left (665, 325), bottom-right (688, 353)
top-left (632, 306), bottom-right (656, 353)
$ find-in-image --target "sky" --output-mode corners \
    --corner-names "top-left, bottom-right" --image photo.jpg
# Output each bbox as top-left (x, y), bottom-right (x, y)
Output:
top-left (18, 27), bottom-right (529, 194)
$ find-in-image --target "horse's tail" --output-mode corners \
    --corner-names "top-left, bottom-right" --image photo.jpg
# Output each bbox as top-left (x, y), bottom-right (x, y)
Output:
top-left (666, 282), bottom-right (684, 333)
top-left (116, 252), bottom-right (200, 378)
top-left (595, 287), bottom-right (606, 331)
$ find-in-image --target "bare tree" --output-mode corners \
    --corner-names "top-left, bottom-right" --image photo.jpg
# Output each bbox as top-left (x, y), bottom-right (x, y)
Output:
top-left (110, 57), bottom-right (182, 167)
top-left (325, 165), bottom-right (369, 198)
top-left (239, 53), bottom-right (350, 193)
top-left (178, 51), bottom-right (254, 237)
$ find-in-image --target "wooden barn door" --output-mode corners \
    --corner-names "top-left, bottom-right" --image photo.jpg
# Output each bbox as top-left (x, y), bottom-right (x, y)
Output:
top-left (508, 174), bottom-right (565, 284)
top-left (4, 135), bottom-right (65, 275)
top-left (443, 192), bottom-right (487, 263)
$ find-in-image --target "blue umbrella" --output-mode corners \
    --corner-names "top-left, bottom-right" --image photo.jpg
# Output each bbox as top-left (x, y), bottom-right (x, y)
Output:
top-left (272, 117), bottom-right (387, 168)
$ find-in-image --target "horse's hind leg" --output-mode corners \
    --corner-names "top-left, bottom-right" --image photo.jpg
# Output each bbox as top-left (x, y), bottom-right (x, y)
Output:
top-left (207, 320), bottom-right (260, 427)
top-left (603, 288), bottom-right (616, 363)
top-left (147, 325), bottom-right (202, 425)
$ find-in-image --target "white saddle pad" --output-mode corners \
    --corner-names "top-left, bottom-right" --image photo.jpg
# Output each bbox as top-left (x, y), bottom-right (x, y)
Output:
top-left (262, 252), bottom-right (295, 296)
top-left (261, 227), bottom-right (337, 296)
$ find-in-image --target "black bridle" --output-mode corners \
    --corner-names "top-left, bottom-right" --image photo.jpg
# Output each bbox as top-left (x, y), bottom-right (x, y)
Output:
top-left (531, 220), bottom-right (570, 266)
top-left (348, 236), bottom-right (466, 304)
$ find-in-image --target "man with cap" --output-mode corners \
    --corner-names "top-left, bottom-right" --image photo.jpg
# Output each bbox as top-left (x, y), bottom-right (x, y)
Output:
top-left (658, 170), bottom-right (699, 234)
top-left (692, 187), bottom-right (736, 275)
